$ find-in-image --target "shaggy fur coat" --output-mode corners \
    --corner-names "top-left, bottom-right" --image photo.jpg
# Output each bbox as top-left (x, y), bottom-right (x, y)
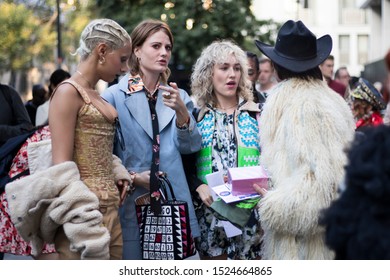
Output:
top-left (258, 78), bottom-right (355, 259)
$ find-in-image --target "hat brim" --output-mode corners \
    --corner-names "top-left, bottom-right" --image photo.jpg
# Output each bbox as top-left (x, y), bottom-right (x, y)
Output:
top-left (255, 35), bottom-right (332, 73)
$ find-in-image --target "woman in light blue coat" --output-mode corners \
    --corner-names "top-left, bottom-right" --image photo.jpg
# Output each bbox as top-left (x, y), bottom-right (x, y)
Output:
top-left (102, 19), bottom-right (201, 259)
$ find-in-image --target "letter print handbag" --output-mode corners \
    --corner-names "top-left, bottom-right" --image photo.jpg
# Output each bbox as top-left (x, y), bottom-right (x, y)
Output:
top-left (135, 172), bottom-right (196, 260)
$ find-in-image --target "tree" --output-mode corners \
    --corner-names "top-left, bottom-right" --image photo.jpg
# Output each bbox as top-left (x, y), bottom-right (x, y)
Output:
top-left (95, 0), bottom-right (279, 90)
top-left (0, 3), bottom-right (46, 79)
top-left (96, 0), bottom-right (278, 70)
top-left (0, 1), bottom-right (92, 92)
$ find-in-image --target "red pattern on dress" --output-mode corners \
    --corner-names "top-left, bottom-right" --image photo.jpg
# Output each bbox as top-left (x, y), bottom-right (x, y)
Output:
top-left (0, 126), bottom-right (56, 255)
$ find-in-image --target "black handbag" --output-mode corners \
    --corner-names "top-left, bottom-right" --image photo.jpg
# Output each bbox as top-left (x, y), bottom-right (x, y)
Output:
top-left (135, 172), bottom-right (196, 260)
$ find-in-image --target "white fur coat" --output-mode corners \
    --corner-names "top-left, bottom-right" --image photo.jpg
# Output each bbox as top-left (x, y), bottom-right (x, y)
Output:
top-left (258, 78), bottom-right (355, 259)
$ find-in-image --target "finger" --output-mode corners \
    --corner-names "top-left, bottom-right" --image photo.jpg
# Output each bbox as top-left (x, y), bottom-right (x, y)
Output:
top-left (120, 184), bottom-right (128, 199)
top-left (205, 197), bottom-right (213, 207)
top-left (253, 184), bottom-right (267, 196)
top-left (169, 82), bottom-right (178, 91)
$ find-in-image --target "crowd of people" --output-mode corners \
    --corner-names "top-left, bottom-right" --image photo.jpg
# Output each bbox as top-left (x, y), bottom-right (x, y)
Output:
top-left (1, 17), bottom-right (390, 261)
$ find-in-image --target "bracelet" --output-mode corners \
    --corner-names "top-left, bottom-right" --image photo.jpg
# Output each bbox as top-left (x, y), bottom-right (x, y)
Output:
top-left (176, 116), bottom-right (190, 130)
top-left (127, 171), bottom-right (137, 194)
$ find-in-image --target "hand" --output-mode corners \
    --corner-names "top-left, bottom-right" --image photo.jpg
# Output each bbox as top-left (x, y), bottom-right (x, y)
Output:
top-left (117, 179), bottom-right (131, 206)
top-left (159, 82), bottom-right (185, 111)
top-left (196, 184), bottom-right (213, 207)
top-left (253, 183), bottom-right (267, 197)
top-left (134, 170), bottom-right (151, 190)
top-left (159, 82), bottom-right (189, 125)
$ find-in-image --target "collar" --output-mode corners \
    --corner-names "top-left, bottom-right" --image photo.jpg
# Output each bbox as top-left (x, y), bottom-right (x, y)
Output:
top-left (197, 99), bottom-right (261, 121)
top-left (127, 74), bottom-right (161, 101)
top-left (127, 74), bottom-right (144, 95)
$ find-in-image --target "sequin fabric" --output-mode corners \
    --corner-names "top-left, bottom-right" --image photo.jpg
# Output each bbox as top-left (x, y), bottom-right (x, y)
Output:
top-left (73, 97), bottom-right (119, 204)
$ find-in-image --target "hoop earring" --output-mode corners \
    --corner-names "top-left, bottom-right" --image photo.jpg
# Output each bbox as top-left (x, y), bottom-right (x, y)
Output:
top-left (99, 56), bottom-right (105, 64)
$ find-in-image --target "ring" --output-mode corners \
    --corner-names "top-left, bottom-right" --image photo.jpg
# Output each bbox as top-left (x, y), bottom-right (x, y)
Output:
top-left (162, 92), bottom-right (171, 99)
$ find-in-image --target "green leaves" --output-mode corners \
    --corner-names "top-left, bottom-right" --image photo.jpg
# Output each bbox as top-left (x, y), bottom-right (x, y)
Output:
top-left (96, 0), bottom-right (279, 71)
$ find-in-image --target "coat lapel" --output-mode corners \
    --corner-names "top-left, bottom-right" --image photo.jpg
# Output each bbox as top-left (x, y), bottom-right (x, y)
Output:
top-left (124, 92), bottom-right (153, 139)
top-left (120, 75), bottom-right (175, 139)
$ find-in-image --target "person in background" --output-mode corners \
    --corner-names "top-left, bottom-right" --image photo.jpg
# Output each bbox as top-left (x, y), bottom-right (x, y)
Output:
top-left (246, 51), bottom-right (264, 104)
top-left (25, 84), bottom-right (47, 125)
top-left (382, 49), bottom-right (390, 125)
top-left (350, 77), bottom-right (386, 131)
top-left (254, 20), bottom-right (355, 259)
top-left (255, 58), bottom-right (277, 100)
top-left (334, 66), bottom-right (351, 88)
top-left (187, 40), bottom-right (262, 260)
top-left (102, 19), bottom-right (201, 260)
top-left (36, 69), bottom-right (71, 126)
top-left (319, 55), bottom-right (347, 97)
top-left (0, 83), bottom-right (33, 147)
top-left (0, 83), bottom-right (33, 260)
top-left (320, 125), bottom-right (390, 259)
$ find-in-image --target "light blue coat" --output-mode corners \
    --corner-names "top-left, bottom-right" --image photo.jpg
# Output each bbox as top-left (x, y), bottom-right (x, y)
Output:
top-left (102, 73), bottom-right (201, 259)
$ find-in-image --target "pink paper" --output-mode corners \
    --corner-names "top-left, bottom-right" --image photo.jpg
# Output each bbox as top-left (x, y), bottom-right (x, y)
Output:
top-left (227, 166), bottom-right (268, 196)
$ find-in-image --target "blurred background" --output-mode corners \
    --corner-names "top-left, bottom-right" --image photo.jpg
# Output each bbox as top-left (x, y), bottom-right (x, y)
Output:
top-left (0, 0), bottom-right (389, 99)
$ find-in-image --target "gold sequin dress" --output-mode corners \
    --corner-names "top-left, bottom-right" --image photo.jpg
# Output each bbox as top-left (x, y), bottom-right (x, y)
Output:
top-left (54, 81), bottom-right (122, 259)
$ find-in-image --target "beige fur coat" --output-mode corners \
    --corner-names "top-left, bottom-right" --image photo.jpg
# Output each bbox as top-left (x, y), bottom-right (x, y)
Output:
top-left (258, 78), bottom-right (355, 259)
top-left (5, 160), bottom-right (130, 260)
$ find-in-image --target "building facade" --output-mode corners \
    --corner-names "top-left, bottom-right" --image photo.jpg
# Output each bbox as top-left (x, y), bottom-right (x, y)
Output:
top-left (252, 0), bottom-right (378, 79)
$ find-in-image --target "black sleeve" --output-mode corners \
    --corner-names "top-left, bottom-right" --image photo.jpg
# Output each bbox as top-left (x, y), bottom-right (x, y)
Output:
top-left (182, 107), bottom-right (205, 194)
top-left (0, 86), bottom-right (33, 144)
top-left (182, 152), bottom-right (204, 194)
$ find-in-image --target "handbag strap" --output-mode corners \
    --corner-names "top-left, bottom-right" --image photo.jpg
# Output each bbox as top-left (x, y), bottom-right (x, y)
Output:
top-left (157, 172), bottom-right (176, 201)
top-left (146, 89), bottom-right (162, 215)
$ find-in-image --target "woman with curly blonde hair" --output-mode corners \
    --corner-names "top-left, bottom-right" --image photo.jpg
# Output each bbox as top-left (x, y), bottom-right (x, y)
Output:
top-left (185, 40), bottom-right (262, 260)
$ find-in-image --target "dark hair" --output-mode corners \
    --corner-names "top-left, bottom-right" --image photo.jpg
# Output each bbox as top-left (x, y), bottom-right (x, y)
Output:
top-left (273, 63), bottom-right (323, 81)
top-left (246, 51), bottom-right (259, 72)
top-left (334, 66), bottom-right (348, 79)
top-left (327, 55), bottom-right (334, 61)
top-left (32, 84), bottom-right (47, 105)
top-left (49, 69), bottom-right (71, 95)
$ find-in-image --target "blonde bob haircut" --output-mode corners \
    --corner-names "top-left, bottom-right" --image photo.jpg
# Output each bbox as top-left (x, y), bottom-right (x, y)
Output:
top-left (74, 18), bottom-right (131, 61)
top-left (129, 19), bottom-right (174, 84)
top-left (191, 40), bottom-right (253, 109)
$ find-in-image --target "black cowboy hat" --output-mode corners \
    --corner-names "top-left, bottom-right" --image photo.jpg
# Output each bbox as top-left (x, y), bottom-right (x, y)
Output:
top-left (255, 20), bottom-right (332, 73)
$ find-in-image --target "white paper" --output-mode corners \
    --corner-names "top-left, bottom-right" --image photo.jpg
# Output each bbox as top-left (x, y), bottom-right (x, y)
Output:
top-left (205, 171), bottom-right (242, 237)
top-left (212, 183), bottom-right (260, 204)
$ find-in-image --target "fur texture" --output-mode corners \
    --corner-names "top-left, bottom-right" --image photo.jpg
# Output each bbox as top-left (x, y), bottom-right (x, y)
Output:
top-left (112, 154), bottom-right (131, 183)
top-left (5, 161), bottom-right (110, 259)
top-left (258, 78), bottom-right (355, 259)
top-left (321, 125), bottom-right (390, 259)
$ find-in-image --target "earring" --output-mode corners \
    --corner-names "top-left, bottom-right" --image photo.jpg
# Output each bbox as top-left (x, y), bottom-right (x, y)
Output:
top-left (99, 56), bottom-right (105, 64)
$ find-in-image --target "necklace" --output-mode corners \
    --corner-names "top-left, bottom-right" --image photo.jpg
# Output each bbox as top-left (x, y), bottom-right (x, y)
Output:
top-left (76, 70), bottom-right (94, 89)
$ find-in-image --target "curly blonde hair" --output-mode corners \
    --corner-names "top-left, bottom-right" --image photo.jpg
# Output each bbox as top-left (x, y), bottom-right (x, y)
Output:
top-left (74, 18), bottom-right (131, 61)
top-left (190, 40), bottom-right (253, 109)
